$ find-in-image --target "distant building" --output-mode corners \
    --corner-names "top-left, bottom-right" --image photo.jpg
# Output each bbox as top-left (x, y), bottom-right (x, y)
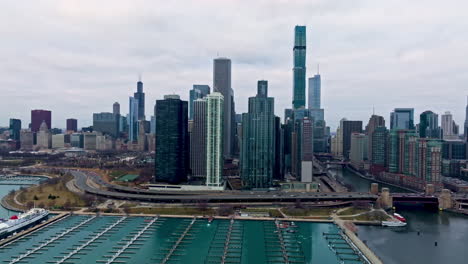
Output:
top-left (300, 117), bottom-right (314, 182)
top-left (83, 133), bottom-right (97, 150)
top-left (241, 80), bottom-right (276, 189)
top-left (9, 118), bottom-right (21, 149)
top-left (36, 121), bottom-right (51, 149)
top-left (150, 116), bottom-right (156, 134)
top-left (155, 95), bottom-right (189, 184)
top-left (293, 25), bottom-right (306, 109)
top-left (415, 138), bottom-right (442, 183)
top-left (370, 126), bottom-right (388, 175)
top-left (442, 111), bottom-right (458, 140)
top-left (31, 110), bottom-right (51, 133)
top-left (308, 74), bottom-right (321, 110)
top-left (66, 118), bottom-right (78, 132)
top-left (70, 133), bottom-right (84, 148)
top-left (134, 80), bottom-right (145, 120)
top-left (213, 57), bottom-right (233, 158)
top-left (93, 112), bottom-right (119, 138)
top-left (419, 111), bottom-right (439, 138)
top-left (20, 130), bottom-right (33, 151)
top-left (206, 92), bottom-right (224, 187)
top-left (390, 108), bottom-right (414, 130)
top-left (52, 134), bottom-right (65, 149)
top-left (365, 115), bottom-right (385, 162)
top-left (388, 130), bottom-right (418, 175)
top-left (189, 85), bottom-right (210, 120)
top-left (350, 133), bottom-right (368, 171)
top-left (464, 96), bottom-right (468, 141)
top-left (190, 99), bottom-right (207, 179)
top-left (341, 120), bottom-right (363, 159)
top-left (128, 97), bottom-right (139, 141)
top-left (113, 102), bottom-right (120, 116)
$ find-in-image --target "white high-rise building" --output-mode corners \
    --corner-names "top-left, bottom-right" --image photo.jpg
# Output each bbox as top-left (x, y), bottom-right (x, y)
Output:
top-left (206, 92), bottom-right (224, 187)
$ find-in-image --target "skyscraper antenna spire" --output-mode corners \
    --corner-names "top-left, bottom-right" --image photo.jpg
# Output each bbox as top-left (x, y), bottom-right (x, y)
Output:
top-left (373, 105), bottom-right (375, 115)
top-left (317, 64), bottom-right (320, 74)
top-left (138, 73), bottom-right (142, 82)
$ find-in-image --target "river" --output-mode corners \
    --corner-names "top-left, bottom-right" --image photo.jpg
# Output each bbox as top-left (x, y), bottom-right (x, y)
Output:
top-left (331, 167), bottom-right (468, 264)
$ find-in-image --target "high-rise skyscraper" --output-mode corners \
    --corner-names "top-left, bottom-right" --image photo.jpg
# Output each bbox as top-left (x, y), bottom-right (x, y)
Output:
top-left (128, 97), bottom-right (139, 141)
top-left (300, 117), bottom-right (314, 182)
top-left (419, 111), bottom-right (439, 138)
top-left (189, 85), bottom-right (210, 120)
top-left (206, 92), bottom-right (224, 187)
top-left (9, 119), bottom-right (21, 141)
top-left (441, 111), bottom-right (457, 140)
top-left (31, 110), bottom-right (51, 133)
top-left (293, 25), bottom-right (306, 110)
top-left (155, 95), bottom-right (189, 184)
top-left (9, 118), bottom-right (21, 149)
top-left (241, 80), bottom-right (276, 189)
top-left (308, 74), bottom-right (321, 109)
top-left (365, 115), bottom-right (385, 162)
top-left (370, 126), bottom-right (388, 175)
top-left (93, 112), bottom-right (119, 138)
top-left (113, 102), bottom-right (120, 116)
top-left (190, 99), bottom-right (207, 179)
top-left (350, 133), bottom-right (368, 170)
top-left (342, 120), bottom-right (363, 159)
top-left (390, 108), bottom-right (414, 130)
top-left (134, 79), bottom-right (145, 120)
top-left (66, 118), bottom-right (78, 132)
top-left (213, 57), bottom-right (233, 158)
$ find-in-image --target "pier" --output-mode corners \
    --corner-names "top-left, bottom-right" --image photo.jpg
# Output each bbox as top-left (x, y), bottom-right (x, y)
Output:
top-left (102, 216), bottom-right (159, 264)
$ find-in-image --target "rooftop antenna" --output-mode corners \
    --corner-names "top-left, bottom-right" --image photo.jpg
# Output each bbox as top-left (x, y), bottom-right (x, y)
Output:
top-left (317, 64), bottom-right (320, 74)
top-left (138, 73), bottom-right (142, 82)
top-left (373, 105), bottom-right (375, 115)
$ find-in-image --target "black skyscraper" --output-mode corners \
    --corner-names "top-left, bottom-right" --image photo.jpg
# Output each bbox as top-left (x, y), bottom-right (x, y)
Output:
top-left (134, 80), bottom-right (145, 120)
top-left (155, 95), bottom-right (189, 184)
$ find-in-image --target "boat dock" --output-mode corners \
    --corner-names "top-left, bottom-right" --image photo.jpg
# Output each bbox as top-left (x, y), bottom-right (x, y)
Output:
top-left (0, 214), bottom-right (378, 263)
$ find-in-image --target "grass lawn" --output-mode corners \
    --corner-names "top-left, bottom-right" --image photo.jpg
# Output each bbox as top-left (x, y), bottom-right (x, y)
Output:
top-left (282, 207), bottom-right (336, 217)
top-left (337, 207), bottom-right (369, 216)
top-left (17, 174), bottom-right (86, 209)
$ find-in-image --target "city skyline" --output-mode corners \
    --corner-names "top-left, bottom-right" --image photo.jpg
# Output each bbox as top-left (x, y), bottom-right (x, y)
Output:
top-left (1, 1), bottom-right (468, 130)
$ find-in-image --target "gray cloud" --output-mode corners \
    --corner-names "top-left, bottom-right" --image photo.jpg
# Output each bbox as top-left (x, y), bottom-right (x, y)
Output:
top-left (0, 0), bottom-right (467, 130)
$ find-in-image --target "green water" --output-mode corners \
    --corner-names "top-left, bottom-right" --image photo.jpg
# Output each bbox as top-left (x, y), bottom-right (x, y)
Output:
top-left (0, 180), bottom-right (362, 264)
top-left (0, 215), bottom-right (360, 263)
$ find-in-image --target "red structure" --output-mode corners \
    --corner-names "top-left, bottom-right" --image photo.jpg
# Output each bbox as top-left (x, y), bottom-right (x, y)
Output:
top-left (31, 109), bottom-right (51, 133)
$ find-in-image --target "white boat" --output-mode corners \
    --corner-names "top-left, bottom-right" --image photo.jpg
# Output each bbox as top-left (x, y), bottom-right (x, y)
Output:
top-left (381, 220), bottom-right (407, 227)
top-left (0, 208), bottom-right (49, 238)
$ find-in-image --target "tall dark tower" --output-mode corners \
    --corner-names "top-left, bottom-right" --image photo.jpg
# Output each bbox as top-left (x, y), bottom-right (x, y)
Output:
top-left (155, 95), bottom-right (189, 184)
top-left (293, 25), bottom-right (306, 110)
top-left (134, 78), bottom-right (145, 120)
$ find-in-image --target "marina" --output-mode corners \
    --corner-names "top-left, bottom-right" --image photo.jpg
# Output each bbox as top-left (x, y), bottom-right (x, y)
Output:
top-left (0, 214), bottom-right (366, 264)
top-left (0, 175), bottom-right (369, 264)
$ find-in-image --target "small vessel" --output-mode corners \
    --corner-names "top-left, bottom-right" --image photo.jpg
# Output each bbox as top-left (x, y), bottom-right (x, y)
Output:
top-left (393, 213), bottom-right (406, 222)
top-left (208, 216), bottom-right (214, 224)
top-left (382, 220), bottom-right (407, 227)
top-left (0, 208), bottom-right (49, 238)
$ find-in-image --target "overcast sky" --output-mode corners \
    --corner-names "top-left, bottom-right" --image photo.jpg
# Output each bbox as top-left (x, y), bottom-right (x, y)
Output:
top-left (1, 0), bottom-right (467, 130)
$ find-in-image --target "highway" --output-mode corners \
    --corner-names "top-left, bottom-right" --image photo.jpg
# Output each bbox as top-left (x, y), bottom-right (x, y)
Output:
top-left (70, 170), bottom-right (378, 203)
